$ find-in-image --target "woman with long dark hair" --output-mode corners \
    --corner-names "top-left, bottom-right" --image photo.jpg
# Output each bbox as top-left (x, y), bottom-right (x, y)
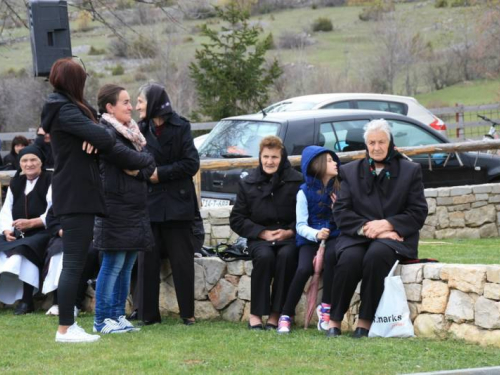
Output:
top-left (41, 58), bottom-right (115, 343)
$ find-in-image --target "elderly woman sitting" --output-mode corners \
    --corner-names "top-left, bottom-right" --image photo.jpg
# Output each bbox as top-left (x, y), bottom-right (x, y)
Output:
top-left (327, 119), bottom-right (428, 338)
top-left (0, 146), bottom-right (52, 314)
top-left (230, 136), bottom-right (302, 329)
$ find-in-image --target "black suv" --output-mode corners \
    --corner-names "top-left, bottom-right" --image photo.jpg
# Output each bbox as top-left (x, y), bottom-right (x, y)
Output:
top-left (198, 110), bottom-right (500, 207)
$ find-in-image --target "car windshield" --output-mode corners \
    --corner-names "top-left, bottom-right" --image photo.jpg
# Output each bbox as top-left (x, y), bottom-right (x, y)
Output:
top-left (264, 101), bottom-right (318, 113)
top-left (198, 120), bottom-right (280, 158)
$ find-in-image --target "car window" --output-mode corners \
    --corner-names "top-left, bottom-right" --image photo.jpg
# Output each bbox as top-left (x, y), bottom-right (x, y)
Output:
top-left (285, 120), bottom-right (315, 155)
top-left (321, 101), bottom-right (351, 109)
top-left (320, 120), bottom-right (369, 152)
top-left (198, 120), bottom-right (280, 158)
top-left (355, 100), bottom-right (407, 115)
top-left (264, 101), bottom-right (318, 113)
top-left (387, 119), bottom-right (441, 147)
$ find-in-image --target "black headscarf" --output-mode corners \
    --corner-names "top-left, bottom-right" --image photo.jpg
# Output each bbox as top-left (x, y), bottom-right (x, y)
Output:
top-left (144, 84), bottom-right (173, 121)
top-left (257, 147), bottom-right (291, 197)
top-left (365, 134), bottom-right (402, 196)
top-left (16, 145), bottom-right (46, 177)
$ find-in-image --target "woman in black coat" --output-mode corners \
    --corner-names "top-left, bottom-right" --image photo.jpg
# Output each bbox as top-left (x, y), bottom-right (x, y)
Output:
top-left (230, 136), bottom-right (302, 330)
top-left (131, 82), bottom-right (199, 325)
top-left (41, 58), bottom-right (115, 343)
top-left (326, 119), bottom-right (428, 338)
top-left (2, 135), bottom-right (29, 171)
top-left (92, 84), bottom-right (155, 334)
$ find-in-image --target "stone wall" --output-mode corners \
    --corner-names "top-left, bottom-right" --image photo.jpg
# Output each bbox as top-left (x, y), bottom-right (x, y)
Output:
top-left (201, 184), bottom-right (500, 246)
top-left (421, 183), bottom-right (500, 239)
top-left (157, 259), bottom-right (500, 348)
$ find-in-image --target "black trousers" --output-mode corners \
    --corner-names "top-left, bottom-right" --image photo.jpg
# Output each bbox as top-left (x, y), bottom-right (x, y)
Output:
top-left (330, 241), bottom-right (402, 322)
top-left (249, 240), bottom-right (298, 316)
top-left (53, 244), bottom-right (100, 309)
top-left (134, 223), bottom-right (194, 321)
top-left (58, 214), bottom-right (95, 326)
top-left (281, 238), bottom-right (337, 316)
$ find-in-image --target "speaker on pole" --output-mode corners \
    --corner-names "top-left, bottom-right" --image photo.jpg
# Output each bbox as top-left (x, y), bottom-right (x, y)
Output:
top-left (28, 0), bottom-right (72, 77)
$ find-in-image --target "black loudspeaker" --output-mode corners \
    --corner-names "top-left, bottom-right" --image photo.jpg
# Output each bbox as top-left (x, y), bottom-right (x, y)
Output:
top-left (28, 0), bottom-right (72, 77)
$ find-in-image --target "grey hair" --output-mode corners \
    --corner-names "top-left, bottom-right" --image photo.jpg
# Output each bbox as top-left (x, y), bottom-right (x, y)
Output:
top-left (137, 82), bottom-right (153, 101)
top-left (363, 119), bottom-right (392, 144)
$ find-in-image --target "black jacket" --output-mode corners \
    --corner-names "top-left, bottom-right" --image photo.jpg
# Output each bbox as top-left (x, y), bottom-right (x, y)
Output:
top-left (140, 113), bottom-right (200, 223)
top-left (229, 162), bottom-right (303, 246)
top-left (333, 158), bottom-right (428, 259)
top-left (41, 92), bottom-right (115, 216)
top-left (2, 153), bottom-right (18, 171)
top-left (93, 120), bottom-right (155, 252)
top-left (34, 135), bottom-right (54, 169)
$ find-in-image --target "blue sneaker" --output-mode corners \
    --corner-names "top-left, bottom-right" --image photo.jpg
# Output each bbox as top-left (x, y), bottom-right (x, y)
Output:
top-left (117, 315), bottom-right (140, 332)
top-left (93, 318), bottom-right (129, 334)
top-left (316, 304), bottom-right (330, 332)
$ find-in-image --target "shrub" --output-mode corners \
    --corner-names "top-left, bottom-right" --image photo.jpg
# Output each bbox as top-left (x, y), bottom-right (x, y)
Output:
top-left (359, 0), bottom-right (395, 22)
top-left (88, 46), bottom-right (106, 55)
top-left (434, 0), bottom-right (448, 7)
top-left (75, 10), bottom-right (93, 32)
top-left (112, 64), bottom-right (125, 76)
top-left (312, 17), bottom-right (333, 32)
top-left (278, 31), bottom-right (314, 49)
top-left (320, 0), bottom-right (346, 6)
top-left (109, 36), bottom-right (157, 58)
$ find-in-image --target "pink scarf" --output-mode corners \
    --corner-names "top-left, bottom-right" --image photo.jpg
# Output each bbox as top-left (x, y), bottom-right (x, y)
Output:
top-left (101, 113), bottom-right (146, 151)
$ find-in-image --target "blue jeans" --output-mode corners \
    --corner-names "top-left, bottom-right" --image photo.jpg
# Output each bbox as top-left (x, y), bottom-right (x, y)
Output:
top-left (95, 251), bottom-right (137, 323)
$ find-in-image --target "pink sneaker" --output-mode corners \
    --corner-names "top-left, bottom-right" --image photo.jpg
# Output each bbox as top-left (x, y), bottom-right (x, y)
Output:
top-left (277, 315), bottom-right (292, 334)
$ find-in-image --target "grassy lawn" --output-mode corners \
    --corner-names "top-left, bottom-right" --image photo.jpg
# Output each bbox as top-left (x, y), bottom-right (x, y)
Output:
top-left (419, 238), bottom-right (500, 264)
top-left (0, 310), bottom-right (499, 374)
top-left (0, 239), bottom-right (498, 373)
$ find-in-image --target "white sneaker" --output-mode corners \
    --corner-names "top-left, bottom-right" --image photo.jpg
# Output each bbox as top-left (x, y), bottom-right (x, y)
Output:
top-left (117, 315), bottom-right (140, 332)
top-left (55, 323), bottom-right (100, 343)
top-left (93, 318), bottom-right (129, 334)
top-left (46, 305), bottom-right (59, 316)
top-left (316, 304), bottom-right (330, 332)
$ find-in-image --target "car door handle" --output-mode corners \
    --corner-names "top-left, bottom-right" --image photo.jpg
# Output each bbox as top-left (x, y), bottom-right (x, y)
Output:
top-left (213, 180), bottom-right (224, 187)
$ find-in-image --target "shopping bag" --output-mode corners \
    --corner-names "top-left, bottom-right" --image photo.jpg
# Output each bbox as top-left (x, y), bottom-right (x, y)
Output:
top-left (368, 260), bottom-right (414, 338)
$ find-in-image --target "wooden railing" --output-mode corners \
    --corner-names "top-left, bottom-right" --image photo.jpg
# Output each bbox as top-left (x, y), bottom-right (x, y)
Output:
top-left (1, 140), bottom-right (499, 206)
top-left (193, 139), bottom-right (500, 201)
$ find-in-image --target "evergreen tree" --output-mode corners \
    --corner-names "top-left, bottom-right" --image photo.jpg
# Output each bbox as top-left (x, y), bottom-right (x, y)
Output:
top-left (189, 2), bottom-right (282, 120)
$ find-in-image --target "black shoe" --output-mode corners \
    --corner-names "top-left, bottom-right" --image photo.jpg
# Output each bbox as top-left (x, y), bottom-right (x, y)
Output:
top-left (352, 327), bottom-right (369, 338)
top-left (248, 322), bottom-right (263, 330)
top-left (128, 310), bottom-right (139, 321)
top-left (14, 302), bottom-right (34, 315)
top-left (326, 327), bottom-right (342, 338)
top-left (265, 323), bottom-right (278, 331)
top-left (183, 318), bottom-right (196, 326)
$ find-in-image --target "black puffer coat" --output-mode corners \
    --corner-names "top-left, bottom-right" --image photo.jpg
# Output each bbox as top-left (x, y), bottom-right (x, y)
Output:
top-left (93, 120), bottom-right (155, 252)
top-left (230, 155), bottom-right (303, 246)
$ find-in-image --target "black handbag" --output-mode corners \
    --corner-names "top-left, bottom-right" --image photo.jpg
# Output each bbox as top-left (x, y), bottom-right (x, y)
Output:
top-left (214, 237), bottom-right (251, 262)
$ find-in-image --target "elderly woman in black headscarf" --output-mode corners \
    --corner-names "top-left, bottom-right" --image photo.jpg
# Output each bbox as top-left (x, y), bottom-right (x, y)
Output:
top-left (325, 119), bottom-right (428, 338)
top-left (230, 136), bottom-right (302, 330)
top-left (130, 82), bottom-right (200, 326)
top-left (0, 146), bottom-right (52, 314)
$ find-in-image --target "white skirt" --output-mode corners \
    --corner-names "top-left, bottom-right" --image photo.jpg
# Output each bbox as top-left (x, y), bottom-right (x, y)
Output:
top-left (42, 252), bottom-right (63, 295)
top-left (0, 252), bottom-right (39, 304)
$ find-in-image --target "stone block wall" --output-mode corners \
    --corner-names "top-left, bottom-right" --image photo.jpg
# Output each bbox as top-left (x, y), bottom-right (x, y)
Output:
top-left (201, 184), bottom-right (500, 245)
top-left (421, 183), bottom-right (500, 239)
top-left (157, 259), bottom-right (500, 348)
